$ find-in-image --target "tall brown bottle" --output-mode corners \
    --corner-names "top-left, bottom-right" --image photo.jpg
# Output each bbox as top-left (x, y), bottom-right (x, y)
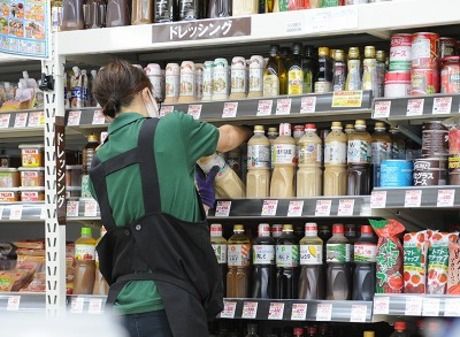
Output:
top-left (227, 224), bottom-right (251, 298)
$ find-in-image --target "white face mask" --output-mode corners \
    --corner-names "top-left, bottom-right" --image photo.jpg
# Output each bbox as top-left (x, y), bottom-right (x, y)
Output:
top-left (143, 88), bottom-right (159, 118)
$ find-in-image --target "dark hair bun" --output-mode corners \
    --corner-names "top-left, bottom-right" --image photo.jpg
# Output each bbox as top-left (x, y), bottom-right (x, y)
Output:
top-left (103, 97), bottom-right (121, 118)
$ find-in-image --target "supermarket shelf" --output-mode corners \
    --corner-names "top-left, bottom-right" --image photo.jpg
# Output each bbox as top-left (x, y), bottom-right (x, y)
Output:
top-left (0, 109), bottom-right (44, 138)
top-left (208, 196), bottom-right (371, 219)
top-left (57, 0), bottom-right (460, 56)
top-left (373, 294), bottom-right (460, 318)
top-left (373, 94), bottom-right (460, 123)
top-left (0, 203), bottom-right (45, 222)
top-left (219, 298), bottom-right (373, 322)
top-left (0, 292), bottom-right (45, 313)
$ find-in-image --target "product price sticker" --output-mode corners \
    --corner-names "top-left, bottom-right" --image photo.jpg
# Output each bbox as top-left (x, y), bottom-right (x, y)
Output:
top-left (350, 304), bottom-right (368, 322)
top-left (406, 98), bottom-right (425, 116)
top-left (14, 112), bottom-right (28, 128)
top-left (331, 90), bottom-right (363, 108)
top-left (84, 199), bottom-right (98, 217)
top-left (67, 200), bottom-right (80, 218)
top-left (316, 303), bottom-right (332, 321)
top-left (300, 96), bottom-right (317, 114)
top-left (404, 190), bottom-right (422, 208)
top-left (0, 113), bottom-right (10, 128)
top-left (338, 199), bottom-right (355, 216)
top-left (92, 109), bottom-right (106, 125)
top-left (373, 296), bottom-right (390, 315)
top-left (9, 205), bottom-right (23, 220)
top-left (422, 298), bottom-right (440, 317)
top-left (160, 105), bottom-right (174, 117)
top-left (370, 191), bottom-right (387, 208)
top-left (88, 298), bottom-right (104, 314)
top-left (241, 301), bottom-right (258, 319)
top-left (261, 200), bottom-right (278, 216)
top-left (6, 295), bottom-right (20, 311)
top-left (257, 100), bottom-right (273, 116)
top-left (444, 298), bottom-right (460, 316)
top-left (437, 189), bottom-right (455, 207)
top-left (275, 98), bottom-right (292, 115)
top-left (314, 199), bottom-right (332, 217)
top-left (287, 200), bottom-right (304, 217)
top-left (187, 105), bottom-right (202, 120)
top-left (268, 302), bottom-right (285, 320)
top-left (222, 102), bottom-right (238, 118)
top-left (291, 303), bottom-right (308, 321)
top-left (373, 101), bottom-right (391, 118)
top-left (405, 296), bottom-right (423, 316)
top-left (28, 111), bottom-right (45, 127)
top-left (432, 97), bottom-right (452, 115)
top-left (71, 297), bottom-right (85, 314)
top-left (220, 301), bottom-right (237, 319)
top-left (215, 201), bottom-right (231, 217)
top-left (68, 110), bottom-right (82, 126)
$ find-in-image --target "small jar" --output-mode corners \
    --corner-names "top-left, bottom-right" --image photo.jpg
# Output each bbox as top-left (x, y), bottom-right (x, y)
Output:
top-left (0, 188), bottom-right (19, 202)
top-left (18, 167), bottom-right (45, 187)
top-left (19, 144), bottom-right (45, 168)
top-left (0, 168), bottom-right (19, 188)
top-left (441, 56), bottom-right (460, 94)
top-left (20, 187), bottom-right (45, 202)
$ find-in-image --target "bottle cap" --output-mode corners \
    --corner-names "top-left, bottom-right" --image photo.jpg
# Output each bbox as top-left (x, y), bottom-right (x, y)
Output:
top-left (330, 48), bottom-right (337, 60)
top-left (210, 224), bottom-right (223, 237)
top-left (345, 124), bottom-right (354, 131)
top-left (305, 222), bottom-right (318, 234)
top-left (166, 63), bottom-right (180, 75)
top-left (308, 327), bottom-right (317, 335)
top-left (254, 125), bottom-right (265, 132)
top-left (294, 125), bottom-right (305, 132)
top-left (348, 47), bottom-right (360, 59)
top-left (394, 321), bottom-right (406, 331)
top-left (332, 224), bottom-right (344, 234)
top-left (364, 46), bottom-right (376, 58)
top-left (355, 119), bottom-right (367, 129)
top-left (363, 331), bottom-right (375, 337)
top-left (331, 121), bottom-right (343, 130)
top-left (318, 47), bottom-right (330, 57)
top-left (272, 224), bottom-right (283, 236)
top-left (88, 134), bottom-right (99, 143)
top-left (374, 122), bottom-right (386, 131)
top-left (81, 227), bottom-right (92, 237)
top-left (234, 224), bottom-right (244, 232)
top-left (283, 224), bottom-right (294, 232)
top-left (292, 43), bottom-right (302, 55)
top-left (335, 49), bottom-right (345, 62)
top-left (268, 127), bottom-right (278, 133)
top-left (304, 45), bottom-right (315, 58)
top-left (231, 56), bottom-right (246, 69)
top-left (305, 123), bottom-right (316, 130)
top-left (279, 123), bottom-right (292, 136)
top-left (376, 50), bottom-right (386, 62)
top-left (293, 328), bottom-right (304, 335)
top-left (361, 225), bottom-right (374, 234)
top-left (258, 223), bottom-right (271, 237)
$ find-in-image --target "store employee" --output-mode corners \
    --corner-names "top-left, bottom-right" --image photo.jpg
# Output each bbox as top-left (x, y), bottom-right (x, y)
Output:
top-left (89, 60), bottom-right (250, 337)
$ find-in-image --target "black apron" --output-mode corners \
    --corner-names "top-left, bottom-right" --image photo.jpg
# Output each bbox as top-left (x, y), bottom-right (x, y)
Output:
top-left (89, 118), bottom-right (224, 337)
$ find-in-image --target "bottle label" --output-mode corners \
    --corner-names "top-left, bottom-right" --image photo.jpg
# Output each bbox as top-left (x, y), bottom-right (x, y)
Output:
top-left (354, 243), bottom-right (377, 263)
top-left (362, 58), bottom-right (378, 93)
top-left (247, 144), bottom-right (271, 169)
top-left (272, 144), bottom-right (296, 165)
top-left (228, 244), bottom-right (251, 267)
top-left (347, 139), bottom-right (371, 164)
top-left (155, 1), bottom-right (171, 21)
top-left (180, 72), bottom-right (195, 97)
top-left (231, 68), bottom-right (246, 93)
top-left (324, 141), bottom-right (346, 165)
top-left (179, 0), bottom-right (198, 19)
top-left (300, 244), bottom-right (323, 265)
top-left (75, 244), bottom-right (95, 261)
top-left (276, 245), bottom-right (299, 268)
top-left (288, 68), bottom-right (304, 95)
top-left (326, 243), bottom-right (351, 263)
top-left (213, 67), bottom-right (229, 96)
top-left (303, 70), bottom-right (314, 94)
top-left (346, 59), bottom-right (362, 91)
top-left (249, 68), bottom-right (263, 92)
top-left (371, 141), bottom-right (392, 164)
top-left (212, 244), bottom-right (227, 264)
top-left (165, 75), bottom-right (180, 98)
top-left (299, 143), bottom-right (322, 165)
top-left (263, 73), bottom-right (280, 97)
top-left (253, 245), bottom-right (275, 265)
top-left (333, 63), bottom-right (346, 92)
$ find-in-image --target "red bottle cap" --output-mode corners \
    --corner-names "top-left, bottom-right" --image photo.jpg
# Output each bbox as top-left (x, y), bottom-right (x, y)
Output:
top-left (294, 328), bottom-right (304, 335)
top-left (332, 224), bottom-right (344, 234)
top-left (394, 321), bottom-right (406, 331)
top-left (361, 225), bottom-right (373, 234)
top-left (258, 223), bottom-right (271, 237)
top-left (305, 123), bottom-right (316, 130)
top-left (308, 326), bottom-right (317, 335)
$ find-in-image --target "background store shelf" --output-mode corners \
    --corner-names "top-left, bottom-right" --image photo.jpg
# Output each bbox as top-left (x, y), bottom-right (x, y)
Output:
top-left (0, 203), bottom-right (45, 222)
top-left (0, 292), bottom-right (45, 313)
top-left (0, 109), bottom-right (44, 138)
top-left (68, 295), bottom-right (107, 314)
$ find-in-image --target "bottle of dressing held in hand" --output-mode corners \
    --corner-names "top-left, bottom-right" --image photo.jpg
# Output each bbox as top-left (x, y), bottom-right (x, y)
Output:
top-left (247, 125), bottom-right (271, 198)
top-left (297, 124), bottom-right (322, 197)
top-left (198, 153), bottom-right (245, 199)
top-left (323, 122), bottom-right (347, 196)
top-left (270, 123), bottom-right (296, 198)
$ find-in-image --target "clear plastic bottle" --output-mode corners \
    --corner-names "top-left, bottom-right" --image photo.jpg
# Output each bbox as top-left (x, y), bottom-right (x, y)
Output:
top-left (61, 0), bottom-right (84, 31)
top-left (74, 227), bottom-right (97, 294)
top-left (376, 50), bottom-right (386, 98)
top-left (390, 127), bottom-right (407, 160)
top-left (230, 56), bottom-right (247, 100)
top-left (131, 0), bottom-right (153, 24)
top-left (347, 120), bottom-right (371, 195)
top-left (352, 225), bottom-right (377, 301)
top-left (345, 47), bottom-right (362, 91)
top-left (324, 122), bottom-right (347, 196)
top-left (332, 49), bottom-right (346, 92)
top-left (210, 224), bottom-right (227, 295)
top-left (326, 224), bottom-right (351, 300)
top-left (371, 122), bottom-right (392, 187)
top-left (248, 55), bottom-right (265, 98)
top-left (345, 123), bottom-right (355, 137)
top-left (106, 0), bottom-right (130, 27)
top-left (93, 226), bottom-right (109, 295)
top-left (178, 61), bottom-right (196, 103)
top-left (362, 46), bottom-right (379, 95)
top-left (247, 125), bottom-right (271, 198)
top-left (276, 224), bottom-right (299, 299)
top-left (297, 124), bottom-right (322, 197)
top-left (270, 123), bottom-right (296, 198)
top-left (227, 224), bottom-right (251, 298)
top-left (251, 224), bottom-right (276, 299)
top-left (263, 45), bottom-right (282, 97)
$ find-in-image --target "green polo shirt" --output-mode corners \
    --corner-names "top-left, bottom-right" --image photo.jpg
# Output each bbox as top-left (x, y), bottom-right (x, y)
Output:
top-left (89, 111), bottom-right (219, 315)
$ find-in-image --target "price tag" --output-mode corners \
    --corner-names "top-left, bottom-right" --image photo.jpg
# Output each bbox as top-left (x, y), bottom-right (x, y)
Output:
top-left (373, 296), bottom-right (390, 315)
top-left (261, 200), bottom-right (278, 216)
top-left (71, 297), bottom-right (85, 314)
top-left (241, 301), bottom-right (258, 319)
top-left (331, 91), bottom-right (363, 108)
top-left (287, 200), bottom-right (304, 217)
top-left (215, 201), bottom-right (231, 217)
top-left (92, 109), bottom-right (106, 125)
top-left (405, 296), bottom-right (423, 316)
top-left (68, 110), bottom-right (82, 126)
top-left (291, 303), bottom-right (308, 321)
top-left (300, 96), bottom-right (317, 113)
top-left (370, 191), bottom-right (387, 208)
top-left (437, 189), bottom-right (455, 207)
top-left (275, 98), bottom-right (292, 115)
top-left (350, 304), bottom-right (368, 322)
top-left (160, 105), bottom-right (174, 117)
top-left (374, 101), bottom-right (392, 118)
top-left (432, 97), bottom-right (452, 115)
top-left (9, 205), bottom-right (23, 220)
top-left (268, 302), bottom-right (285, 320)
top-left (407, 99), bottom-right (424, 116)
top-left (422, 298), bottom-right (440, 317)
top-left (0, 113), bottom-right (11, 128)
top-left (88, 298), bottom-right (103, 314)
top-left (310, 6), bottom-right (358, 33)
top-left (316, 303), bottom-right (332, 321)
top-left (404, 190), bottom-right (422, 208)
top-left (220, 301), bottom-right (237, 319)
top-left (67, 200), bottom-right (80, 217)
top-left (222, 102), bottom-right (238, 118)
top-left (444, 298), bottom-right (460, 316)
top-left (257, 100), bottom-right (273, 116)
top-left (14, 112), bottom-right (28, 128)
top-left (84, 199), bottom-right (98, 217)
top-left (338, 199), bottom-right (355, 216)
top-left (315, 200), bottom-right (332, 216)
top-left (6, 295), bottom-right (20, 311)
top-left (187, 105), bottom-right (202, 120)
top-left (28, 111), bottom-right (44, 127)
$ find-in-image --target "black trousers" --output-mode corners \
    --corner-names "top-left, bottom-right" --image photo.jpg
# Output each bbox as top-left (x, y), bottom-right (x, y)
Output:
top-left (123, 311), bottom-right (173, 337)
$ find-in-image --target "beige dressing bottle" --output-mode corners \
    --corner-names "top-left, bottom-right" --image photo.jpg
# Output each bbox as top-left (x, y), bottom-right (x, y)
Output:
top-left (270, 123), bottom-right (296, 198)
top-left (247, 125), bottom-right (271, 198)
top-left (324, 122), bottom-right (347, 196)
top-left (297, 123), bottom-right (322, 197)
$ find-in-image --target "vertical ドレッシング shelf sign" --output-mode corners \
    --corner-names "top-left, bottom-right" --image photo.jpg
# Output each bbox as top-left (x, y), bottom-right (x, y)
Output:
top-left (55, 116), bottom-right (66, 224)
